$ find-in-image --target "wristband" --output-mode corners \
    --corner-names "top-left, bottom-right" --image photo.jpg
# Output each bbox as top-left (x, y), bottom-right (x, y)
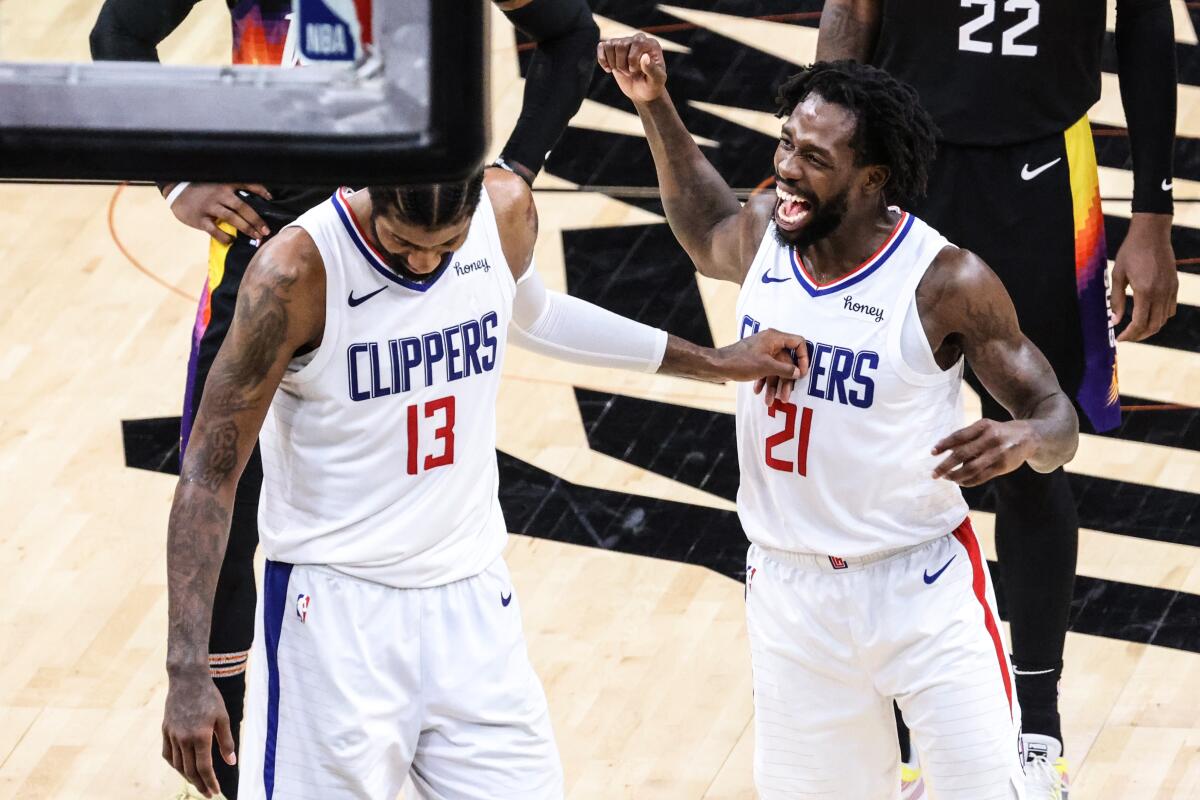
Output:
top-left (164, 181), bottom-right (191, 208)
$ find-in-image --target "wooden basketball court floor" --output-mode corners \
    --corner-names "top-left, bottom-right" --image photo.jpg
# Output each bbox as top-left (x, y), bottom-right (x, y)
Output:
top-left (1, 1), bottom-right (1198, 797)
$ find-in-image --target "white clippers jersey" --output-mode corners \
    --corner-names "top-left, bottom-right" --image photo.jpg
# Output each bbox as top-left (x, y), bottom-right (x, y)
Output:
top-left (735, 211), bottom-right (969, 557)
top-left (257, 187), bottom-right (515, 588)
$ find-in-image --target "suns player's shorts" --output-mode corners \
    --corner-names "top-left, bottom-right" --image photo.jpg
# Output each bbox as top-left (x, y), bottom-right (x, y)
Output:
top-left (745, 518), bottom-right (1025, 800)
top-left (238, 556), bottom-right (562, 800)
top-left (911, 115), bottom-right (1118, 434)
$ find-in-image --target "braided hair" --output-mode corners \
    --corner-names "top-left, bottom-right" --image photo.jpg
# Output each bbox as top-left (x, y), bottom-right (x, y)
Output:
top-left (368, 169), bottom-right (486, 228)
top-left (774, 61), bottom-right (938, 208)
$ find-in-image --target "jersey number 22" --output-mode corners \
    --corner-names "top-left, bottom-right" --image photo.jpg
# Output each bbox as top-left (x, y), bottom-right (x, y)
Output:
top-left (959, 0), bottom-right (1039, 57)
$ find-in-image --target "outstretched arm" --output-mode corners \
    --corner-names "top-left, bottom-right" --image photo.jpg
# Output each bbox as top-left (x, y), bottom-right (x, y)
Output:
top-left (920, 250), bottom-right (1079, 486)
top-left (162, 230), bottom-right (324, 799)
top-left (487, 168), bottom-right (807, 389)
top-left (598, 35), bottom-right (766, 284)
top-left (815, 0), bottom-right (882, 61)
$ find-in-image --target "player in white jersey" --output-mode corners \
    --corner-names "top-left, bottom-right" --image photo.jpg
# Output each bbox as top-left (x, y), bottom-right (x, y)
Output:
top-left (601, 39), bottom-right (1081, 799)
top-left (160, 165), bottom-right (808, 800)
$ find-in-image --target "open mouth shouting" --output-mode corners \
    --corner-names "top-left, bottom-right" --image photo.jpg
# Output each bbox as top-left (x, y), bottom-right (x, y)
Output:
top-left (774, 185), bottom-right (814, 231)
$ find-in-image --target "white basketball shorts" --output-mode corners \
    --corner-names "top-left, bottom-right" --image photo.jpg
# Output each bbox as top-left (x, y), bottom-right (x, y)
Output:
top-left (746, 518), bottom-right (1025, 800)
top-left (238, 556), bottom-right (562, 800)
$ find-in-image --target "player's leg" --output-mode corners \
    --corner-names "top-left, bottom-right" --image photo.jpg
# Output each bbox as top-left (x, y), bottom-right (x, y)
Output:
top-left (880, 522), bottom-right (1024, 800)
top-left (238, 562), bottom-right (421, 800)
top-left (409, 557), bottom-right (562, 800)
top-left (181, 230), bottom-right (270, 798)
top-left (745, 547), bottom-right (901, 800)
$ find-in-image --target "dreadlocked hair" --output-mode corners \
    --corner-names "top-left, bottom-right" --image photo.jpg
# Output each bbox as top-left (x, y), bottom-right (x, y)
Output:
top-left (774, 61), bottom-right (938, 208)
top-left (368, 169), bottom-right (485, 228)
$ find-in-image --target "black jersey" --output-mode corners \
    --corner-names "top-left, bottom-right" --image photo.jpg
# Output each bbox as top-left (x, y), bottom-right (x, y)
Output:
top-left (872, 0), bottom-right (1106, 145)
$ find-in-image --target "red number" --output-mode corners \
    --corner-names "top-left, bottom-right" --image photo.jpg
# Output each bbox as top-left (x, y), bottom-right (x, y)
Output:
top-left (796, 406), bottom-right (813, 477)
top-left (764, 401), bottom-right (796, 472)
top-left (764, 400), bottom-right (814, 476)
top-left (423, 396), bottom-right (455, 470)
top-left (406, 404), bottom-right (419, 475)
top-left (405, 395), bottom-right (457, 474)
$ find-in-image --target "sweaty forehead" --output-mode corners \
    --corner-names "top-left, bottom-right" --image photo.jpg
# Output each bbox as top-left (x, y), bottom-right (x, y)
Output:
top-left (783, 93), bottom-right (858, 149)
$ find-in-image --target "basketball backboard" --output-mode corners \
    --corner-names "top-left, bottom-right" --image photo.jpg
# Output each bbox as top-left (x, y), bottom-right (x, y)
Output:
top-left (0, 0), bottom-right (488, 185)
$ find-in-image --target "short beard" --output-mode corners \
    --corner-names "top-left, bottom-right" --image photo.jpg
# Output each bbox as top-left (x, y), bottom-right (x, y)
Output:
top-left (773, 188), bottom-right (849, 250)
top-left (369, 215), bottom-right (449, 283)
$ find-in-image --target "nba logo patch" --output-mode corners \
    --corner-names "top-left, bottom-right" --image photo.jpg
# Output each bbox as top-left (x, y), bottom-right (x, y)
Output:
top-left (829, 556), bottom-right (848, 570)
top-left (745, 566), bottom-right (757, 596)
top-left (296, 593), bottom-right (311, 623)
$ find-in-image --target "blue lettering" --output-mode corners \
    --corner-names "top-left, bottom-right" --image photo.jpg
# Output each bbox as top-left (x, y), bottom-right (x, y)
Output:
top-left (399, 337), bottom-right (422, 392)
top-left (461, 320), bottom-right (483, 377)
top-left (422, 331), bottom-right (445, 388)
top-left (806, 342), bottom-right (833, 399)
top-left (849, 350), bottom-right (879, 408)
top-left (480, 311), bottom-right (499, 371)
top-left (368, 342), bottom-right (391, 398)
top-left (740, 315), bottom-right (760, 340)
top-left (444, 325), bottom-right (465, 382)
top-left (347, 343), bottom-right (370, 401)
top-left (388, 339), bottom-right (403, 394)
top-left (825, 346), bottom-right (854, 405)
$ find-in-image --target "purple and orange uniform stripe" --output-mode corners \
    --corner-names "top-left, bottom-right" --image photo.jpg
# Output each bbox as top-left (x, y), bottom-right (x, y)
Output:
top-left (1065, 115), bottom-right (1120, 432)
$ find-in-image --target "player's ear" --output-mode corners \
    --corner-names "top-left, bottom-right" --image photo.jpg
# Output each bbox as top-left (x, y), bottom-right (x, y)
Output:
top-left (862, 164), bottom-right (890, 196)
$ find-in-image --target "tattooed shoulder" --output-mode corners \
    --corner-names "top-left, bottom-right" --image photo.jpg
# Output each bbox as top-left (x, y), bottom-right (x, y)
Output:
top-left (919, 247), bottom-right (1017, 345)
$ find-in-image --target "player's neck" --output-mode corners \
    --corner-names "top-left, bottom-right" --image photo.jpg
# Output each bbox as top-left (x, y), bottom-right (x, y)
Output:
top-left (800, 207), bottom-right (901, 284)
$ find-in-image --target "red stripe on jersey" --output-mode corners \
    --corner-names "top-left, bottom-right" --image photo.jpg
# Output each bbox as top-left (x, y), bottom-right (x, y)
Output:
top-left (794, 211), bottom-right (908, 289)
top-left (952, 518), bottom-right (1013, 718)
top-left (336, 188), bottom-right (392, 268)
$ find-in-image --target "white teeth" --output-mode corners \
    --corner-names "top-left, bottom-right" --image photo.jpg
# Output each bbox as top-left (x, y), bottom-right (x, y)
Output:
top-left (775, 186), bottom-right (809, 224)
top-left (778, 206), bottom-right (804, 224)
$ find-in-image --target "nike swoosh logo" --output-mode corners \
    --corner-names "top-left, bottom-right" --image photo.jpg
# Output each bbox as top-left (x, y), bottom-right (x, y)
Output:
top-left (501, 592), bottom-right (513, 607)
top-left (1020, 158), bottom-right (1062, 181)
top-left (1162, 179), bottom-right (1174, 191)
top-left (923, 554), bottom-right (956, 584)
top-left (347, 286), bottom-right (387, 307)
top-left (761, 272), bottom-right (790, 284)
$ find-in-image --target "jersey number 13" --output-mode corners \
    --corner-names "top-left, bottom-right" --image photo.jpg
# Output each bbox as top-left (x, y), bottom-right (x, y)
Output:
top-left (959, 0), bottom-right (1039, 57)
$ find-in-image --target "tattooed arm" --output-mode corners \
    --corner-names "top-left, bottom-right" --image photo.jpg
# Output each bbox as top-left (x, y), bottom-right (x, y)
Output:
top-left (162, 229), bottom-right (324, 799)
top-left (598, 34), bottom-right (769, 284)
top-left (816, 0), bottom-right (882, 62)
top-left (917, 249), bottom-right (1079, 487)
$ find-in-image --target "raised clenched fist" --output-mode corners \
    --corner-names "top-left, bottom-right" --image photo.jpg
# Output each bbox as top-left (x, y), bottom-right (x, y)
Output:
top-left (597, 34), bottom-right (668, 104)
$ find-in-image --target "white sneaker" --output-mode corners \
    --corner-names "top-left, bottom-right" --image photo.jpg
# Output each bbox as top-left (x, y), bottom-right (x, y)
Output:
top-left (1022, 733), bottom-right (1070, 800)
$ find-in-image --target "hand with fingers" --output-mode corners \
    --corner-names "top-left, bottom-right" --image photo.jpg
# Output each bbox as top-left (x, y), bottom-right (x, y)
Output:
top-left (597, 34), bottom-right (668, 104)
top-left (165, 182), bottom-right (274, 245)
top-left (1111, 213), bottom-right (1179, 342)
top-left (162, 671), bottom-right (236, 799)
top-left (930, 418), bottom-right (1036, 488)
top-left (717, 328), bottom-right (810, 394)
top-left (753, 343), bottom-right (808, 408)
